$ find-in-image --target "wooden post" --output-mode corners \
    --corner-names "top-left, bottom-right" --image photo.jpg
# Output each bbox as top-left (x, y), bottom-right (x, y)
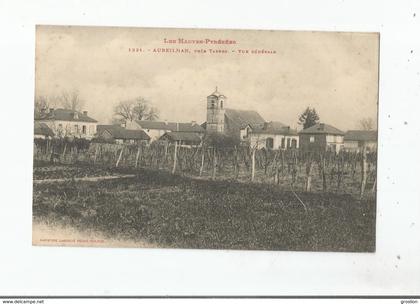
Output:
top-left (305, 155), bottom-right (313, 192)
top-left (321, 153), bottom-right (327, 192)
top-left (212, 147), bottom-right (217, 180)
top-left (135, 145), bottom-right (141, 168)
top-left (199, 146), bottom-right (205, 177)
top-left (172, 141), bottom-right (178, 174)
top-left (62, 143), bottom-right (67, 163)
top-left (93, 144), bottom-right (98, 164)
top-left (360, 145), bottom-right (368, 199)
top-left (251, 148), bottom-right (256, 182)
top-left (115, 146), bottom-right (124, 167)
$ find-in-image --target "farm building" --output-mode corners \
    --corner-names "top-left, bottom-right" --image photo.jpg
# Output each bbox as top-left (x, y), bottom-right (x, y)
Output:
top-left (204, 88), bottom-right (296, 148)
top-left (96, 125), bottom-right (150, 144)
top-left (249, 122), bottom-right (299, 150)
top-left (299, 123), bottom-right (344, 153)
top-left (35, 108), bottom-right (98, 139)
top-left (344, 130), bottom-right (377, 152)
top-left (34, 121), bottom-right (55, 139)
top-left (159, 131), bottom-right (203, 147)
top-left (126, 120), bottom-right (204, 141)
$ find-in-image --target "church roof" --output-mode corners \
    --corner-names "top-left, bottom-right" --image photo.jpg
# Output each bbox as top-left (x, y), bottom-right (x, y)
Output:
top-left (225, 108), bottom-right (265, 128)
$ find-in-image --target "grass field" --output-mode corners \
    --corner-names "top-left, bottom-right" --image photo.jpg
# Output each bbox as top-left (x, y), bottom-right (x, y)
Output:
top-left (33, 163), bottom-right (376, 252)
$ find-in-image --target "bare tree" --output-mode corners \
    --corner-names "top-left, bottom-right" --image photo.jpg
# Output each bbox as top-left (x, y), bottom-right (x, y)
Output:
top-left (113, 97), bottom-right (159, 123)
top-left (58, 90), bottom-right (84, 111)
top-left (114, 99), bottom-right (137, 122)
top-left (143, 106), bottom-right (159, 121)
top-left (358, 117), bottom-right (376, 130)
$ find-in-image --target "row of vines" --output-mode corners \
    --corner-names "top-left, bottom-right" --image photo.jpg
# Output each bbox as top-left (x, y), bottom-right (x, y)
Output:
top-left (33, 138), bottom-right (377, 197)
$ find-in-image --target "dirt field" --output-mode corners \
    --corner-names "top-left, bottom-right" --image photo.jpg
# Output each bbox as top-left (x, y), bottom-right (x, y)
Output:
top-left (33, 163), bottom-right (376, 252)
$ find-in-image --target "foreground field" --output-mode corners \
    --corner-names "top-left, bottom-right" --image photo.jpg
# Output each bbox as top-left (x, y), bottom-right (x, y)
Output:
top-left (33, 164), bottom-right (376, 252)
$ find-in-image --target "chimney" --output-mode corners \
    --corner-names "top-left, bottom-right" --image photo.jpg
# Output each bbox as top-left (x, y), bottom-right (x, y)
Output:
top-left (176, 122), bottom-right (179, 131)
top-left (319, 123), bottom-right (325, 130)
top-left (191, 120), bottom-right (196, 126)
top-left (263, 122), bottom-right (269, 130)
top-left (164, 119), bottom-right (168, 126)
top-left (83, 111), bottom-right (88, 116)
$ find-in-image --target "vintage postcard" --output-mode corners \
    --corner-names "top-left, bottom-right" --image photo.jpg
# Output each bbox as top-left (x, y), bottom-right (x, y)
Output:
top-left (33, 26), bottom-right (379, 251)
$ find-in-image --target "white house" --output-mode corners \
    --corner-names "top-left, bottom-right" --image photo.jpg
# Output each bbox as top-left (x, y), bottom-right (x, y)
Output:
top-left (344, 130), bottom-right (377, 152)
top-left (249, 122), bottom-right (299, 150)
top-left (35, 108), bottom-right (98, 140)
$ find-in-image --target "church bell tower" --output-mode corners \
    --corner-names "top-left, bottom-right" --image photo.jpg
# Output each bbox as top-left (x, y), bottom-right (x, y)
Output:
top-left (206, 87), bottom-right (226, 133)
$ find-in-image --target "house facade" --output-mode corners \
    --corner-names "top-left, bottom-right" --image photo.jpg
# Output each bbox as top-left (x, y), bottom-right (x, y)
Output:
top-left (126, 120), bottom-right (204, 142)
top-left (344, 130), bottom-right (377, 152)
top-left (35, 108), bottom-right (98, 139)
top-left (299, 123), bottom-right (344, 153)
top-left (249, 122), bottom-right (299, 150)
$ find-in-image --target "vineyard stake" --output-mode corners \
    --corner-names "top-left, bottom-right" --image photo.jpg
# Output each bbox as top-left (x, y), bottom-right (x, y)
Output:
top-left (115, 146), bottom-right (124, 167)
top-left (172, 141), bottom-right (178, 174)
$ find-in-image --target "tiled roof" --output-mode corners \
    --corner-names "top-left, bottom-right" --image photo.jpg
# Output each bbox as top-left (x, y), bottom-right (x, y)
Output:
top-left (344, 130), bottom-right (377, 141)
top-left (34, 121), bottom-right (54, 137)
top-left (135, 120), bottom-right (205, 133)
top-left (299, 123), bottom-right (344, 135)
top-left (160, 131), bottom-right (202, 143)
top-left (225, 108), bottom-right (265, 128)
top-left (97, 125), bottom-right (150, 140)
top-left (252, 121), bottom-right (298, 135)
top-left (36, 108), bottom-right (97, 123)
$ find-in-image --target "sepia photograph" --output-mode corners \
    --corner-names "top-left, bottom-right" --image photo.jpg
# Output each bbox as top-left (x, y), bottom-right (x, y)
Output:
top-left (32, 25), bottom-right (379, 252)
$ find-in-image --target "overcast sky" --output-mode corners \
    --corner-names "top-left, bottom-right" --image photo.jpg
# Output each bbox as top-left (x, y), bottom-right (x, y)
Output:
top-left (35, 26), bottom-right (379, 131)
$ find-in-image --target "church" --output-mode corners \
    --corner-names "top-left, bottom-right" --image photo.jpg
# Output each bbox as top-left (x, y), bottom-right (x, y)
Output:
top-left (203, 88), bottom-right (299, 150)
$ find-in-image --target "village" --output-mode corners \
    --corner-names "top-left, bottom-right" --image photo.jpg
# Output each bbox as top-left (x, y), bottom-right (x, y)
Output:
top-left (34, 87), bottom-right (377, 153)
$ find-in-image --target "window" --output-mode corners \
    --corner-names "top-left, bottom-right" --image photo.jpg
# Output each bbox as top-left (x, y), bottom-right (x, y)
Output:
top-left (310, 136), bottom-right (315, 143)
top-left (82, 125), bottom-right (87, 134)
top-left (291, 139), bottom-right (297, 148)
top-left (266, 138), bottom-right (274, 149)
top-left (281, 138), bottom-right (285, 149)
top-left (210, 100), bottom-right (216, 109)
top-left (74, 124), bottom-right (79, 134)
top-left (220, 100), bottom-right (223, 109)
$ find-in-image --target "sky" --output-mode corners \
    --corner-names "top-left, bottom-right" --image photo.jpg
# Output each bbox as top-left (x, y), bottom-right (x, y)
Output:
top-left (35, 25), bottom-right (379, 131)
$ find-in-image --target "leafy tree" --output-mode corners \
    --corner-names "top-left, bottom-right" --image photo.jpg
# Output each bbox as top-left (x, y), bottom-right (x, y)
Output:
top-left (298, 107), bottom-right (320, 129)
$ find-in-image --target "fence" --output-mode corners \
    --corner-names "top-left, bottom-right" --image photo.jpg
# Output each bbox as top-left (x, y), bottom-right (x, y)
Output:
top-left (33, 138), bottom-right (377, 197)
